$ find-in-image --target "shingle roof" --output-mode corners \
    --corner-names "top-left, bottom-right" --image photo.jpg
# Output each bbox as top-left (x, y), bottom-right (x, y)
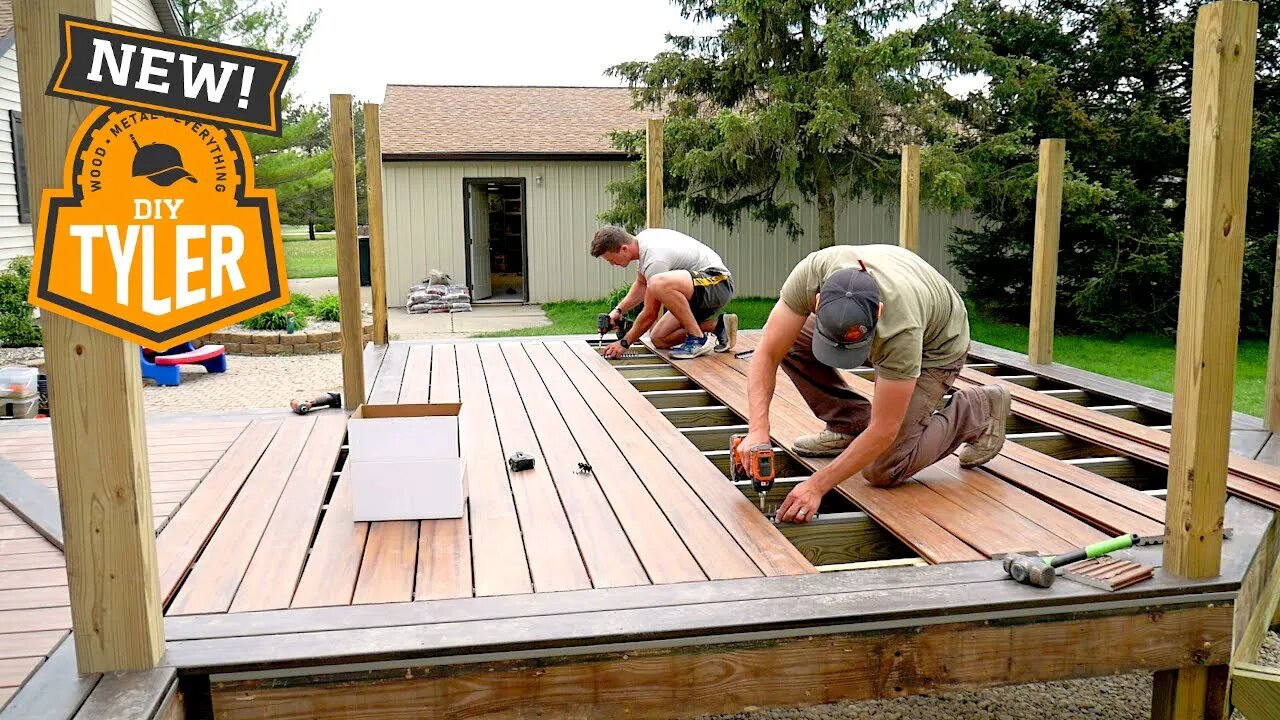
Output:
top-left (380, 85), bottom-right (654, 159)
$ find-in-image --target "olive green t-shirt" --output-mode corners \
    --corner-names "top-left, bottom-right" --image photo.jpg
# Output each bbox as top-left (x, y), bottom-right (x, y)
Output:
top-left (778, 244), bottom-right (970, 381)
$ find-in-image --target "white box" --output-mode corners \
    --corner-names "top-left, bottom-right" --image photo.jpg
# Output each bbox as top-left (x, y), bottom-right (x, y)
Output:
top-left (347, 403), bottom-right (467, 522)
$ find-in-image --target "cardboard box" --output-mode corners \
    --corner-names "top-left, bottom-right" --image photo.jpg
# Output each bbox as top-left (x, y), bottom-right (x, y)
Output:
top-left (346, 403), bottom-right (467, 521)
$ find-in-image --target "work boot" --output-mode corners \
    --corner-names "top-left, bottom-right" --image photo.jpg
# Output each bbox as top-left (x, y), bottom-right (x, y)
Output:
top-left (714, 313), bottom-right (738, 353)
top-left (958, 385), bottom-right (1012, 468)
top-left (792, 428), bottom-right (857, 457)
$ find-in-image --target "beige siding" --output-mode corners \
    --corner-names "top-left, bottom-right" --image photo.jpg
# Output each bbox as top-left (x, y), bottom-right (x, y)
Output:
top-left (383, 160), bottom-right (975, 305)
top-left (0, 0), bottom-right (163, 268)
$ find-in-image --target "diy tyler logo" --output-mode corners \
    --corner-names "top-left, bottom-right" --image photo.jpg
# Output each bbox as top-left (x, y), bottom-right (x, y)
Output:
top-left (29, 15), bottom-right (295, 350)
top-left (28, 107), bottom-right (289, 350)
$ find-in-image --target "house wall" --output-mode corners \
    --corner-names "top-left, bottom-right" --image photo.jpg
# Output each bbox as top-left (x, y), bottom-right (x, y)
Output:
top-left (382, 160), bottom-right (976, 305)
top-left (0, 0), bottom-right (164, 267)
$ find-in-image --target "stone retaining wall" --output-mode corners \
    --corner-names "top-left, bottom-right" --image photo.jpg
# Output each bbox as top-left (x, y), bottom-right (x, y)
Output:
top-left (195, 324), bottom-right (373, 355)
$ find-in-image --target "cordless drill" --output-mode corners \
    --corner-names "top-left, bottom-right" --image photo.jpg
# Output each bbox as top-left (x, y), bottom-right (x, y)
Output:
top-left (731, 434), bottom-right (776, 512)
top-left (596, 312), bottom-right (633, 342)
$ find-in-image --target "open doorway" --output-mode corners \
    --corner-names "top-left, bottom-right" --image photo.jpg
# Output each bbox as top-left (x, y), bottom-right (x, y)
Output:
top-left (464, 178), bottom-right (527, 303)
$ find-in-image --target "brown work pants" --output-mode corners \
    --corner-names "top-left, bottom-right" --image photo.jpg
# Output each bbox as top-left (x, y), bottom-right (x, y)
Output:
top-left (780, 316), bottom-right (991, 487)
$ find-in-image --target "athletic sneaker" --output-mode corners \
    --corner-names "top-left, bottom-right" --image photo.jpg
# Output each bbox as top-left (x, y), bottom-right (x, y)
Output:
top-left (714, 313), bottom-right (738, 353)
top-left (671, 333), bottom-right (716, 359)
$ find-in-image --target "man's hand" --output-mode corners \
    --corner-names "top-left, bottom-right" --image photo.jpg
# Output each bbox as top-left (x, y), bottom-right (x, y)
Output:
top-left (734, 429), bottom-right (772, 469)
top-left (603, 341), bottom-right (627, 359)
top-left (608, 307), bottom-right (623, 326)
top-left (776, 478), bottom-right (825, 524)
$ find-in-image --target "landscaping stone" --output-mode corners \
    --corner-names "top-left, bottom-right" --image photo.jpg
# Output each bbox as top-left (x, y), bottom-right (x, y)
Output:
top-left (321, 340), bottom-right (342, 352)
top-left (295, 343), bottom-right (320, 355)
top-left (240, 345), bottom-right (265, 355)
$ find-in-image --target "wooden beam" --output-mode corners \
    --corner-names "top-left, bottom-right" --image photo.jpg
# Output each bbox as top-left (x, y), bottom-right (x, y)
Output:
top-left (1232, 663), bottom-right (1280, 720)
top-left (1163, 0), bottom-right (1258, 580)
top-left (1157, 3), bottom-right (1257, 716)
top-left (1268, 208), bottom-right (1280, 430)
top-left (13, 0), bottom-right (164, 673)
top-left (330, 94), bottom-right (365, 409)
top-left (898, 144), bottom-right (920, 252)
top-left (1027, 138), bottom-right (1065, 365)
top-left (207, 605), bottom-right (1229, 720)
top-left (646, 118), bottom-right (664, 228)
top-left (364, 102), bottom-right (389, 346)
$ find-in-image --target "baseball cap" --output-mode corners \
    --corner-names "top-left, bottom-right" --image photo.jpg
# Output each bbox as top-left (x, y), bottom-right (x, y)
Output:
top-left (812, 263), bottom-right (881, 369)
top-left (130, 136), bottom-right (197, 187)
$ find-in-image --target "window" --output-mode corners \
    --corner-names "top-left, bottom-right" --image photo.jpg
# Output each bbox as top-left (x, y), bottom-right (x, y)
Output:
top-left (11, 110), bottom-right (29, 225)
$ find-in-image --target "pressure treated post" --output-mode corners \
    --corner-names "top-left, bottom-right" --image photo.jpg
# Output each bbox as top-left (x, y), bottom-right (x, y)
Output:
top-left (898, 144), bottom-right (920, 253)
top-left (647, 118), bottom-right (664, 228)
top-left (364, 102), bottom-right (389, 346)
top-left (1265, 207), bottom-right (1280, 430)
top-left (331, 94), bottom-right (365, 408)
top-left (1154, 2), bottom-right (1257, 718)
top-left (1027, 139), bottom-right (1066, 365)
top-left (13, 0), bottom-right (164, 672)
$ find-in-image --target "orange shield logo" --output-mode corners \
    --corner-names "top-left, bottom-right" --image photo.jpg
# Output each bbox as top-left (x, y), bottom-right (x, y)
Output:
top-left (28, 106), bottom-right (289, 350)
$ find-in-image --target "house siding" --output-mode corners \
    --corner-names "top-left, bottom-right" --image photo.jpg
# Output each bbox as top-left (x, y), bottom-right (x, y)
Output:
top-left (0, 0), bottom-right (163, 267)
top-left (382, 160), bottom-right (975, 305)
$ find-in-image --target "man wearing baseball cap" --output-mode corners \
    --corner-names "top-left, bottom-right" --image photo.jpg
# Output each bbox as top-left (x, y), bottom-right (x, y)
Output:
top-left (738, 244), bottom-right (1011, 524)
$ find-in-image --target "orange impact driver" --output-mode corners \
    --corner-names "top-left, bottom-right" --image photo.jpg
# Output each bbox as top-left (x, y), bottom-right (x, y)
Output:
top-left (731, 434), bottom-right (776, 512)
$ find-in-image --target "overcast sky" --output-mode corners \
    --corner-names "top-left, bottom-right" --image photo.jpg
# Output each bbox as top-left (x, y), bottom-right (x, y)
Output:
top-left (280, 0), bottom-right (982, 104)
top-left (281, 0), bottom-right (721, 104)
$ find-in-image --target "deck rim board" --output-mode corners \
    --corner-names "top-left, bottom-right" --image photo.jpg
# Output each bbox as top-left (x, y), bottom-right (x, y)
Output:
top-left (477, 344), bottom-right (592, 594)
top-left (154, 420), bottom-right (281, 603)
top-left (0, 461), bottom-right (62, 552)
top-left (412, 344), bottom-right (473, 601)
top-left (167, 417), bottom-right (318, 615)
top-left (533, 342), bottom-right (762, 581)
top-left (353, 342), bottom-right (421, 605)
top-left (498, 343), bottom-right (650, 589)
top-left (560, 341), bottom-right (815, 577)
top-left (69, 665), bottom-right (176, 720)
top-left (650, 337), bottom-right (983, 563)
top-left (520, 343), bottom-right (707, 584)
top-left (228, 414), bottom-right (351, 613)
top-left (0, 633), bottom-right (100, 720)
top-left (456, 344), bottom-right (535, 597)
top-left (163, 562), bottom-right (1233, 674)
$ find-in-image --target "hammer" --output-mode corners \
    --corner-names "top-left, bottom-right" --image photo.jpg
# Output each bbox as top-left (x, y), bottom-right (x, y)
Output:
top-left (1002, 533), bottom-right (1141, 589)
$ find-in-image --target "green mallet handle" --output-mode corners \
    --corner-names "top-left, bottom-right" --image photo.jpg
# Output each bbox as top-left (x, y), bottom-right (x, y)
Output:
top-left (1046, 533), bottom-right (1138, 568)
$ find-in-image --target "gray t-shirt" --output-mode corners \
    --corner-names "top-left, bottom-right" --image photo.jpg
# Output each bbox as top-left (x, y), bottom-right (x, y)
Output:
top-left (635, 228), bottom-right (729, 279)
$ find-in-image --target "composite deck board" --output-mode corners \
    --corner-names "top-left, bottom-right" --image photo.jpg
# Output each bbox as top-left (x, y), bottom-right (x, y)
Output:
top-left (414, 344), bottom-right (473, 601)
top-left (502, 343), bottom-right (650, 588)
top-left (0, 539), bottom-right (59, 555)
top-left (523, 343), bottom-right (706, 584)
top-left (0, 552), bottom-right (63, 572)
top-left (154, 420), bottom-right (279, 601)
top-left (290, 471), bottom-right (368, 608)
top-left (953, 370), bottom-right (1280, 510)
top-left (0, 630), bottom-right (66, 660)
top-left (479, 345), bottom-right (592, 593)
top-left (353, 342), bottom-right (420, 605)
top-left (230, 413), bottom-right (350, 612)
top-left (649, 338), bottom-right (982, 563)
top-left (168, 417), bottom-right (315, 614)
top-left (544, 342), bottom-right (766, 580)
top-left (456, 345), bottom-right (534, 596)
top-left (0, 586), bottom-right (69, 611)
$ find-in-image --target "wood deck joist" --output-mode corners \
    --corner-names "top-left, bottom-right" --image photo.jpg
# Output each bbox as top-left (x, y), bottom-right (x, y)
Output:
top-left (645, 332), bottom-right (1171, 564)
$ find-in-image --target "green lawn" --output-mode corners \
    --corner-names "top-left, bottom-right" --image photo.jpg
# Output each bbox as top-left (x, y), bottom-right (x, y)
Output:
top-left (283, 238), bottom-right (337, 279)
top-left (499, 296), bottom-right (1270, 418)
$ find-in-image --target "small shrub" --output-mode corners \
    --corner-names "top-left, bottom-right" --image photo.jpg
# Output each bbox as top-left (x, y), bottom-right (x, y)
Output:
top-left (314, 293), bottom-right (341, 321)
top-left (289, 292), bottom-right (316, 312)
top-left (0, 257), bottom-right (41, 347)
top-left (240, 296), bottom-right (312, 332)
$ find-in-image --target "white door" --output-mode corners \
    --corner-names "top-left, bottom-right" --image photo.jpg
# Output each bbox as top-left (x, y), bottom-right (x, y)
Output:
top-left (468, 185), bottom-right (492, 300)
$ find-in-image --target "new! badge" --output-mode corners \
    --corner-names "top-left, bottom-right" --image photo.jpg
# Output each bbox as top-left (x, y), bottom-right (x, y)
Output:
top-left (28, 106), bottom-right (289, 350)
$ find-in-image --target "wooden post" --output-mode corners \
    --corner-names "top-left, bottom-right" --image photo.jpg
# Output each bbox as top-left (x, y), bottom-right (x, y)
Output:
top-left (1155, 1), bottom-right (1257, 717)
top-left (898, 144), bottom-right (920, 253)
top-left (646, 118), bottom-right (664, 229)
top-left (331, 94), bottom-right (365, 409)
top-left (364, 102), bottom-right (389, 346)
top-left (13, 0), bottom-right (164, 672)
top-left (1027, 139), bottom-right (1066, 365)
top-left (1265, 207), bottom-right (1280, 430)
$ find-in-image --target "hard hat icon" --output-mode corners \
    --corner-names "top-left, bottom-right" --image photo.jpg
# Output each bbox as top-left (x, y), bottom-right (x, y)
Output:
top-left (130, 134), bottom-right (197, 187)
